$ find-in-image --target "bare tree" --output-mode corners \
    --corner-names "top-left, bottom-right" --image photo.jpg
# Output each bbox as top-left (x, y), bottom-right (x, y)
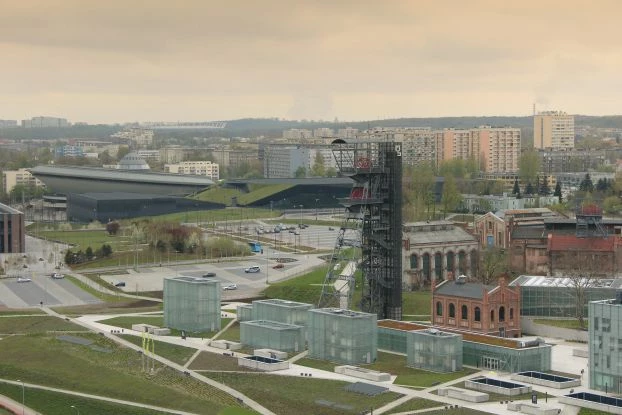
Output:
top-left (478, 247), bottom-right (508, 285)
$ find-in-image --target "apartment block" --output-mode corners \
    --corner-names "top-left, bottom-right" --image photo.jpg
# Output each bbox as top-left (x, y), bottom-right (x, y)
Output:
top-left (165, 161), bottom-right (220, 180)
top-left (22, 116), bottom-right (69, 128)
top-left (110, 128), bottom-right (154, 147)
top-left (313, 128), bottom-right (334, 138)
top-left (264, 146), bottom-right (310, 178)
top-left (2, 168), bottom-right (45, 194)
top-left (283, 129), bottom-right (312, 140)
top-left (533, 111), bottom-right (575, 150)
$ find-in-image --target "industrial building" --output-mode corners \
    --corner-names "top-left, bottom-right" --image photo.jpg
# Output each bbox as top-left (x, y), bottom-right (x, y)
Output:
top-left (163, 277), bottom-right (221, 332)
top-left (0, 203), bottom-right (25, 253)
top-left (307, 308), bottom-right (377, 365)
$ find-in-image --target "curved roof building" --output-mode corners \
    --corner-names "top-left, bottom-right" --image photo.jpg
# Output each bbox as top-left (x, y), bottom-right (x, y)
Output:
top-left (30, 165), bottom-right (213, 196)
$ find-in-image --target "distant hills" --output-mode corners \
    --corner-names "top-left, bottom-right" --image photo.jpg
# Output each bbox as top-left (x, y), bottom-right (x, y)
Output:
top-left (1, 115), bottom-right (621, 142)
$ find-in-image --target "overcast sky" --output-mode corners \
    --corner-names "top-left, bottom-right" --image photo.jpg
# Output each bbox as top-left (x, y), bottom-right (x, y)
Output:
top-left (1, 0), bottom-right (621, 123)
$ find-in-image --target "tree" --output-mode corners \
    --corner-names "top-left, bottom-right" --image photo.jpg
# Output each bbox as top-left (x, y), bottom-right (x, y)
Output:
top-left (310, 152), bottom-right (326, 177)
top-left (106, 221), bottom-right (120, 236)
top-left (294, 166), bottom-right (306, 178)
top-left (478, 247), bottom-right (508, 285)
top-left (85, 246), bottom-right (94, 260)
top-left (539, 176), bottom-right (550, 196)
top-left (403, 163), bottom-right (435, 221)
top-left (524, 182), bottom-right (534, 195)
top-left (603, 195), bottom-right (622, 215)
top-left (519, 149), bottom-right (540, 186)
top-left (441, 175), bottom-right (462, 218)
top-left (559, 257), bottom-right (603, 329)
top-left (579, 173), bottom-right (594, 193)
top-left (325, 167), bottom-right (338, 178)
top-left (512, 179), bottom-right (520, 196)
top-left (101, 244), bottom-right (113, 257)
top-left (553, 181), bottom-right (563, 203)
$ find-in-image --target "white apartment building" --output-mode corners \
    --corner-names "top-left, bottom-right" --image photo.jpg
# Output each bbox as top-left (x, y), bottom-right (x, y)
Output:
top-left (337, 127), bottom-right (359, 139)
top-left (110, 128), bottom-right (154, 147)
top-left (22, 116), bottom-right (69, 128)
top-left (136, 150), bottom-right (161, 162)
top-left (313, 128), bottom-right (335, 138)
top-left (533, 111), bottom-right (575, 150)
top-left (264, 146), bottom-right (310, 178)
top-left (307, 146), bottom-right (338, 173)
top-left (164, 161), bottom-right (220, 181)
top-left (2, 168), bottom-right (45, 194)
top-left (283, 129), bottom-right (313, 140)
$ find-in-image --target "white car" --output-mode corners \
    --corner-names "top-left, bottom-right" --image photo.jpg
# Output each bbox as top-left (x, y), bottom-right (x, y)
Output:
top-left (244, 266), bottom-right (261, 273)
top-left (51, 273), bottom-right (64, 279)
top-left (17, 277), bottom-right (32, 283)
top-left (223, 284), bottom-right (238, 290)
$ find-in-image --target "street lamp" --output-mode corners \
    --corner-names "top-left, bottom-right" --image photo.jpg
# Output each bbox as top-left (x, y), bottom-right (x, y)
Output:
top-left (16, 379), bottom-right (24, 415)
top-left (315, 198), bottom-right (319, 221)
top-left (71, 405), bottom-right (80, 415)
top-left (299, 204), bottom-right (304, 226)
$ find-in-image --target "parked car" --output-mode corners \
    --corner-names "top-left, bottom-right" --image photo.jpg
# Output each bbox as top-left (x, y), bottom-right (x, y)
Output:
top-left (114, 281), bottom-right (126, 287)
top-left (51, 273), bottom-right (64, 279)
top-left (223, 284), bottom-right (237, 290)
top-left (202, 272), bottom-right (216, 278)
top-left (17, 277), bottom-right (32, 283)
top-left (273, 263), bottom-right (284, 269)
top-left (244, 266), bottom-right (261, 273)
top-left (328, 227), bottom-right (335, 231)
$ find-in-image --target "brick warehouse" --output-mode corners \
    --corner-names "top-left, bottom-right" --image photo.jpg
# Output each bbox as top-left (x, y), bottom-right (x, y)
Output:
top-left (432, 275), bottom-right (521, 338)
top-left (0, 203), bottom-right (25, 253)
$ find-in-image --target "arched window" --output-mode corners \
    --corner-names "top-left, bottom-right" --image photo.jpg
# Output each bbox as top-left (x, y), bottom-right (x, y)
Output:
top-left (422, 253), bottom-right (431, 281)
top-left (461, 305), bottom-right (468, 320)
top-left (510, 308), bottom-right (514, 320)
top-left (446, 251), bottom-right (455, 274)
top-left (449, 303), bottom-right (455, 318)
top-left (410, 254), bottom-right (418, 269)
top-left (436, 301), bottom-right (443, 316)
top-left (490, 310), bottom-right (495, 322)
top-left (474, 307), bottom-right (481, 322)
top-left (499, 306), bottom-right (505, 322)
top-left (458, 251), bottom-right (467, 275)
top-left (434, 252), bottom-right (442, 279)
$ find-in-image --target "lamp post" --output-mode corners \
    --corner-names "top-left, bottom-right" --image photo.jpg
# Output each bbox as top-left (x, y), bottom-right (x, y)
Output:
top-left (16, 379), bottom-right (24, 415)
top-left (265, 245), bottom-right (269, 284)
top-left (315, 198), bottom-right (319, 221)
top-left (299, 204), bottom-right (304, 226)
top-left (71, 405), bottom-right (80, 415)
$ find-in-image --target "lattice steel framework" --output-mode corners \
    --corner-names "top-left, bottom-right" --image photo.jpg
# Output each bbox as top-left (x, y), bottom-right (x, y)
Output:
top-left (318, 139), bottom-right (403, 319)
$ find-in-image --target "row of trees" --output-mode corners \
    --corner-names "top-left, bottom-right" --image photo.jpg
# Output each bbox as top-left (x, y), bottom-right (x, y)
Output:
top-left (64, 244), bottom-right (113, 265)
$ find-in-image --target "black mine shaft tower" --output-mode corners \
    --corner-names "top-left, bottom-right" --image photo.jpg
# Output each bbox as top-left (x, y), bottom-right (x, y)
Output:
top-left (318, 139), bottom-right (403, 320)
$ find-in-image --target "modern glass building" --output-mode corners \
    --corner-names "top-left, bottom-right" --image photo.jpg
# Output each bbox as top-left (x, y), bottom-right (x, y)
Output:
top-left (240, 320), bottom-right (304, 352)
top-left (589, 296), bottom-right (622, 394)
top-left (378, 320), bottom-right (551, 373)
top-left (251, 299), bottom-right (314, 327)
top-left (163, 277), bottom-right (221, 332)
top-left (237, 304), bottom-right (253, 322)
top-left (308, 308), bottom-right (377, 365)
top-left (407, 329), bottom-right (462, 373)
top-left (511, 275), bottom-right (622, 317)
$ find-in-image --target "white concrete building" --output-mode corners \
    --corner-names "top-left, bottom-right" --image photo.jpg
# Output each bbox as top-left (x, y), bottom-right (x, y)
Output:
top-left (165, 160), bottom-right (220, 181)
top-left (2, 168), bottom-right (45, 194)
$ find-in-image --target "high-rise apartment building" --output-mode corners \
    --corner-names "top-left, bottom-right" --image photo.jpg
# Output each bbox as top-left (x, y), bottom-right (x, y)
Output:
top-left (263, 146), bottom-right (310, 178)
top-left (533, 111), bottom-right (574, 150)
top-left (22, 116), bottom-right (69, 128)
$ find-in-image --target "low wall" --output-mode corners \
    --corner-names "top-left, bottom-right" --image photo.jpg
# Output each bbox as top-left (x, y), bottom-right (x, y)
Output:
top-left (521, 318), bottom-right (588, 342)
top-left (559, 396), bottom-right (622, 415)
top-left (238, 357), bottom-right (289, 372)
top-left (210, 340), bottom-right (242, 350)
top-left (334, 365), bottom-right (391, 382)
top-left (465, 378), bottom-right (531, 396)
top-left (511, 373), bottom-right (581, 389)
top-left (254, 349), bottom-right (288, 360)
top-left (572, 348), bottom-right (588, 358)
top-left (507, 402), bottom-right (560, 415)
top-left (438, 386), bottom-right (489, 403)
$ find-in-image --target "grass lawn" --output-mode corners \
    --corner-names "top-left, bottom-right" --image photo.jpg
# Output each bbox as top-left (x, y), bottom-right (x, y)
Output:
top-left (384, 397), bottom-right (444, 414)
top-left (0, 315), bottom-right (85, 334)
top-left (417, 409), bottom-right (495, 415)
top-left (533, 318), bottom-right (587, 330)
top-left (119, 334), bottom-right (198, 366)
top-left (97, 316), bottom-right (232, 338)
top-left (0, 332), bottom-right (247, 414)
top-left (0, 382), bottom-right (178, 415)
top-left (402, 290), bottom-right (432, 317)
top-left (204, 372), bottom-right (402, 415)
top-left (578, 409), bottom-right (614, 414)
top-left (52, 299), bottom-right (162, 317)
top-left (216, 321), bottom-right (241, 342)
top-left (0, 309), bottom-right (48, 316)
top-left (189, 351), bottom-right (254, 372)
top-left (37, 229), bottom-right (130, 252)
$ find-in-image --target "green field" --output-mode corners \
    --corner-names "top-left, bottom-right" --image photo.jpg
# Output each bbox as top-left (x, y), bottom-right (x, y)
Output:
top-left (195, 184), bottom-right (293, 207)
top-left (533, 318), bottom-right (586, 330)
top-left (98, 315), bottom-right (233, 338)
top-left (0, 332), bottom-right (249, 414)
top-left (0, 315), bottom-right (85, 334)
top-left (384, 397), bottom-right (444, 414)
top-left (204, 372), bottom-right (402, 415)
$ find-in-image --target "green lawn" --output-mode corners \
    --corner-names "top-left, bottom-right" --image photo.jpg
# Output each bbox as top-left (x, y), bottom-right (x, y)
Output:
top-left (0, 332), bottom-right (247, 414)
top-left (204, 372), bottom-right (402, 415)
top-left (402, 290), bottom-right (432, 317)
top-left (119, 334), bottom-right (198, 366)
top-left (533, 318), bottom-right (586, 330)
top-left (262, 265), bottom-right (328, 305)
top-left (578, 408), bottom-right (614, 415)
top-left (0, 315), bottom-right (85, 334)
top-left (384, 397), bottom-right (444, 414)
top-left (189, 351), bottom-right (254, 372)
top-left (216, 322), bottom-right (241, 342)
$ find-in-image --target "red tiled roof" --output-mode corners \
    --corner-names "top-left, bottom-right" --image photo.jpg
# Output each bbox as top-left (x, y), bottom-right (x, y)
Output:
top-left (548, 234), bottom-right (615, 252)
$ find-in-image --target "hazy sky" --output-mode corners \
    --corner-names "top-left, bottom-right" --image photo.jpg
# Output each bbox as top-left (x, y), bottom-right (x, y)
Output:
top-left (2, 0), bottom-right (621, 123)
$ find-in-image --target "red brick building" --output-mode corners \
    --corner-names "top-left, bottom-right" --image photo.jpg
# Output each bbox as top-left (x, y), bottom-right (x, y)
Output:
top-left (548, 234), bottom-right (622, 275)
top-left (432, 276), bottom-right (521, 338)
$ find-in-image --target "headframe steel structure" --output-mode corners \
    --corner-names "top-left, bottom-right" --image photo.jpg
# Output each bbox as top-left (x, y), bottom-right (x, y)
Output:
top-left (318, 138), bottom-right (403, 320)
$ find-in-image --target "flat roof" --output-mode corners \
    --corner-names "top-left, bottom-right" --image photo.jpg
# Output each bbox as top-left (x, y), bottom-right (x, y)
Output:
top-left (253, 298), bottom-right (314, 308)
top-left (510, 275), bottom-right (622, 289)
top-left (242, 320), bottom-right (303, 330)
top-left (311, 308), bottom-right (375, 318)
top-left (166, 276), bottom-right (220, 285)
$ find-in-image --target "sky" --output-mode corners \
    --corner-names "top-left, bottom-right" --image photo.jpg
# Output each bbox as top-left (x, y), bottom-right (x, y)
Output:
top-left (1, 0), bottom-right (622, 124)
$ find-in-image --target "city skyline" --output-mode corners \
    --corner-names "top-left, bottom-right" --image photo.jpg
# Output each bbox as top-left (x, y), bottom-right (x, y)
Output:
top-left (1, 0), bottom-right (621, 123)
